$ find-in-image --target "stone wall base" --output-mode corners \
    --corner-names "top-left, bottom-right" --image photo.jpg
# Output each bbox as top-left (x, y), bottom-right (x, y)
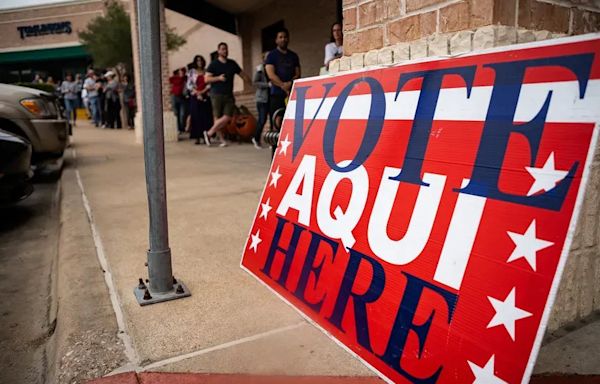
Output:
top-left (163, 112), bottom-right (178, 143)
top-left (329, 25), bottom-right (566, 73)
top-left (133, 112), bottom-right (179, 144)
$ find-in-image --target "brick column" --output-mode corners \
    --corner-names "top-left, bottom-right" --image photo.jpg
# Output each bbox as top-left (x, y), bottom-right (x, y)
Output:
top-left (130, 0), bottom-right (177, 143)
top-left (130, 0), bottom-right (143, 144)
top-left (159, 0), bottom-right (178, 142)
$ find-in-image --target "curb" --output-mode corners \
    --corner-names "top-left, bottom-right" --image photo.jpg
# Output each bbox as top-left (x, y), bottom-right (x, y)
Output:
top-left (89, 372), bottom-right (385, 384)
top-left (88, 372), bottom-right (600, 384)
top-left (45, 171), bottom-right (63, 384)
top-left (51, 148), bottom-right (129, 383)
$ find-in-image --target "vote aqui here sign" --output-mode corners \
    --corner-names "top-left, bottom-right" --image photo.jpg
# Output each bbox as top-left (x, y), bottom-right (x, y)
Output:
top-left (240, 34), bottom-right (600, 384)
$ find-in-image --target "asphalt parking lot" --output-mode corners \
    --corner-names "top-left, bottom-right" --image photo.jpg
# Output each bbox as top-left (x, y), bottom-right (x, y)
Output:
top-left (0, 173), bottom-right (61, 384)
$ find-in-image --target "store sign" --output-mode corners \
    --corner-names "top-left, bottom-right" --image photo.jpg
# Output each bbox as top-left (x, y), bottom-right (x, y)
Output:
top-left (241, 35), bottom-right (600, 383)
top-left (17, 21), bottom-right (72, 39)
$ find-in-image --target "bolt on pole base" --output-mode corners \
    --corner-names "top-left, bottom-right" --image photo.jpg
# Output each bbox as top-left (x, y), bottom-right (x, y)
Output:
top-left (134, 278), bottom-right (191, 306)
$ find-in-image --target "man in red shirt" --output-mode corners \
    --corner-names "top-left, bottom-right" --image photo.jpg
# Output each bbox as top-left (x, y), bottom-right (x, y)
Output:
top-left (169, 68), bottom-right (187, 133)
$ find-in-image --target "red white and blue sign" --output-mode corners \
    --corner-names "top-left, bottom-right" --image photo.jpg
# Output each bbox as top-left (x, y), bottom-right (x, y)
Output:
top-left (240, 34), bottom-right (600, 383)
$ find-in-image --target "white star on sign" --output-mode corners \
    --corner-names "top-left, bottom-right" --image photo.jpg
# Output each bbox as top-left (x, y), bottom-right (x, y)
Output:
top-left (467, 355), bottom-right (507, 384)
top-left (259, 198), bottom-right (272, 220)
top-left (525, 152), bottom-right (569, 196)
top-left (269, 166), bottom-right (282, 188)
top-left (279, 134), bottom-right (291, 156)
top-left (507, 220), bottom-right (554, 271)
top-left (487, 287), bottom-right (532, 341)
top-left (248, 229), bottom-right (262, 252)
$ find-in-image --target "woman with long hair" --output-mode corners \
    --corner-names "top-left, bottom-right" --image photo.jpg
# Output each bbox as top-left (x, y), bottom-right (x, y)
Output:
top-left (187, 55), bottom-right (213, 144)
top-left (324, 21), bottom-right (343, 70)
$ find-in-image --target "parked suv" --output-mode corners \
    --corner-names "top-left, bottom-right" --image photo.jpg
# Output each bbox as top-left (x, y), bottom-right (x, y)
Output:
top-left (0, 83), bottom-right (68, 161)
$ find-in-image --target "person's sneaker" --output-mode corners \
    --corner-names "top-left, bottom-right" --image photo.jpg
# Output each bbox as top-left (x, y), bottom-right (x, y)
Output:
top-left (203, 131), bottom-right (211, 146)
top-left (219, 141), bottom-right (228, 148)
top-left (251, 137), bottom-right (263, 149)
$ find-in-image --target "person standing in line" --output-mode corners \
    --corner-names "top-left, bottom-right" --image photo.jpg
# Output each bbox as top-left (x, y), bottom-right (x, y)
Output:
top-left (47, 76), bottom-right (61, 100)
top-left (104, 71), bottom-right (122, 129)
top-left (74, 73), bottom-right (83, 124)
top-left (185, 56), bottom-right (202, 134)
top-left (81, 87), bottom-right (90, 118)
top-left (324, 22), bottom-right (343, 70)
top-left (46, 76), bottom-right (58, 89)
top-left (188, 56), bottom-right (213, 145)
top-left (33, 73), bottom-right (44, 83)
top-left (180, 67), bottom-right (190, 131)
top-left (252, 52), bottom-right (270, 150)
top-left (60, 73), bottom-right (79, 127)
top-left (122, 74), bottom-right (136, 130)
top-left (84, 70), bottom-right (101, 127)
top-left (96, 74), bottom-right (108, 127)
top-left (265, 28), bottom-right (301, 130)
top-left (169, 68), bottom-right (187, 134)
top-left (203, 42), bottom-right (251, 147)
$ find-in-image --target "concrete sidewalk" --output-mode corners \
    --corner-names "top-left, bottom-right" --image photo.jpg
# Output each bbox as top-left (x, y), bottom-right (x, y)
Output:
top-left (66, 122), bottom-right (377, 381)
top-left (60, 122), bottom-right (599, 383)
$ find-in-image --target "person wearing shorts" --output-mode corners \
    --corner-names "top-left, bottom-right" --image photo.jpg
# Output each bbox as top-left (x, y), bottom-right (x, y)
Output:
top-left (211, 94), bottom-right (236, 119)
top-left (204, 42), bottom-right (250, 147)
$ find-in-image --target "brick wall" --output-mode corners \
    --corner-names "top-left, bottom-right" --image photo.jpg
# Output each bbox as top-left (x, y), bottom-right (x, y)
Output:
top-left (130, 0), bottom-right (143, 143)
top-left (335, 0), bottom-right (600, 332)
top-left (548, 141), bottom-right (600, 331)
top-left (159, 0), bottom-right (170, 113)
top-left (342, 0), bottom-right (600, 57)
top-left (131, 0), bottom-right (178, 142)
top-left (160, 0), bottom-right (178, 142)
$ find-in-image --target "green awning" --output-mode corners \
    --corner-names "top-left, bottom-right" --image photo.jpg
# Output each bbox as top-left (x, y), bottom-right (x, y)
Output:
top-left (0, 45), bottom-right (89, 64)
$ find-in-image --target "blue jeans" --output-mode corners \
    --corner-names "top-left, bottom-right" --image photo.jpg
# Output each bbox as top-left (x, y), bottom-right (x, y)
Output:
top-left (254, 102), bottom-right (269, 143)
top-left (88, 96), bottom-right (101, 126)
top-left (171, 95), bottom-right (186, 132)
top-left (64, 98), bottom-right (77, 122)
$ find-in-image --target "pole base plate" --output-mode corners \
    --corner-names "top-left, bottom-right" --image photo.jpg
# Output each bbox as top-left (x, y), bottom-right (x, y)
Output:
top-left (134, 279), bottom-right (191, 306)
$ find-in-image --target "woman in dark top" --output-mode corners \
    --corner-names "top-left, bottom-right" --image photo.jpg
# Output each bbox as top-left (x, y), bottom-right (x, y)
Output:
top-left (96, 76), bottom-right (107, 127)
top-left (105, 72), bottom-right (122, 129)
top-left (169, 68), bottom-right (186, 133)
top-left (188, 55), bottom-right (213, 144)
top-left (122, 74), bottom-right (136, 130)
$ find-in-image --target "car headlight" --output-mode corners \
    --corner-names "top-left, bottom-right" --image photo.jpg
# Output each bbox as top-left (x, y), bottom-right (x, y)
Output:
top-left (20, 97), bottom-right (51, 117)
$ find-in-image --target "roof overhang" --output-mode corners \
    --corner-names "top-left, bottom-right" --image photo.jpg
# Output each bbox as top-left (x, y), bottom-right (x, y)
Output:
top-left (164, 0), bottom-right (271, 35)
top-left (203, 0), bottom-right (272, 14)
top-left (0, 44), bottom-right (89, 64)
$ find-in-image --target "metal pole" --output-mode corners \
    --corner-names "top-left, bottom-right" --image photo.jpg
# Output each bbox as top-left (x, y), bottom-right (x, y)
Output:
top-left (133, 0), bottom-right (190, 304)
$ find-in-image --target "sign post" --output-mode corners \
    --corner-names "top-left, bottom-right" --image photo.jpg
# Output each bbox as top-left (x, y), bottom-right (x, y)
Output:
top-left (241, 35), bottom-right (600, 383)
top-left (133, 0), bottom-right (190, 305)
